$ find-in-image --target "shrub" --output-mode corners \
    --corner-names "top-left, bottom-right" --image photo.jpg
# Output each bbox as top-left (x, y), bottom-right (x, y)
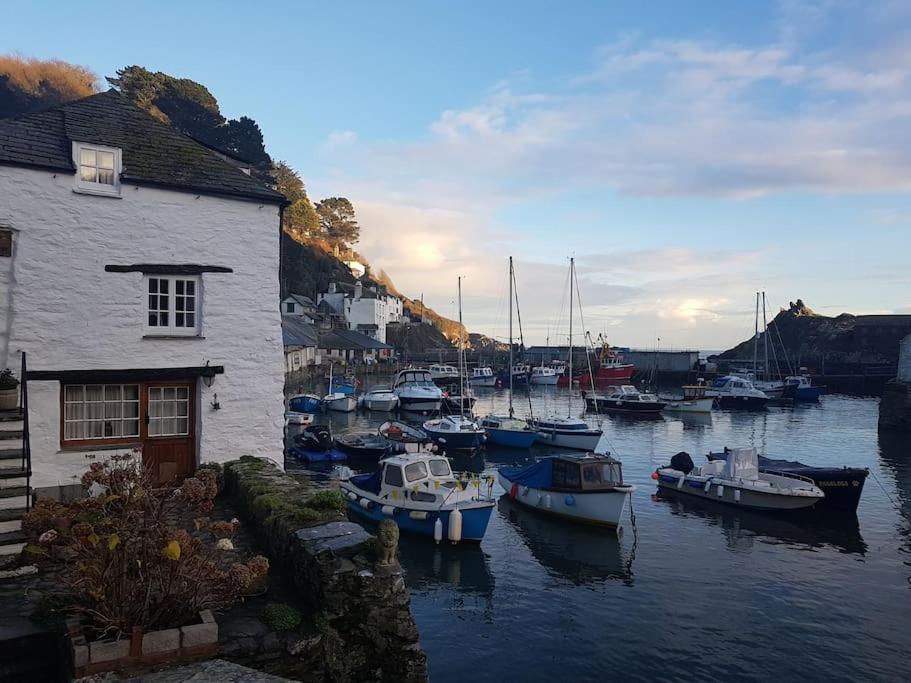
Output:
top-left (21, 456), bottom-right (270, 638)
top-left (307, 489), bottom-right (346, 512)
top-left (0, 368), bottom-right (19, 390)
top-left (260, 603), bottom-right (302, 632)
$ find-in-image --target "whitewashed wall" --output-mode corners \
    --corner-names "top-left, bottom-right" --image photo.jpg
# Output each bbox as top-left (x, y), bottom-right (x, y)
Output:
top-left (0, 166), bottom-right (286, 489)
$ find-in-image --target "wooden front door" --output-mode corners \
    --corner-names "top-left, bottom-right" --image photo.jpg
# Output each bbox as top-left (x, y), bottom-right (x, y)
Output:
top-left (141, 381), bottom-right (196, 483)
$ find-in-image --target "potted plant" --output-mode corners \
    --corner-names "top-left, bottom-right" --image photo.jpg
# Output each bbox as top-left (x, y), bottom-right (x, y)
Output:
top-left (0, 369), bottom-right (18, 410)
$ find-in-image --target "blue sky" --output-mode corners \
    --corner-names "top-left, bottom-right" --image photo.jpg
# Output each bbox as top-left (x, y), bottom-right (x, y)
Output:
top-left (4, 1), bottom-right (910, 348)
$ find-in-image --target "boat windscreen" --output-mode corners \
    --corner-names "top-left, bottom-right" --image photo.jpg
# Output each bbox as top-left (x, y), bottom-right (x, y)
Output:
top-left (405, 461), bottom-right (428, 482)
top-left (429, 459), bottom-right (451, 477)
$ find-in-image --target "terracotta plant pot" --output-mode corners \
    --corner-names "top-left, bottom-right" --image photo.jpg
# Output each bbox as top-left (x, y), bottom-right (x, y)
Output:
top-left (0, 388), bottom-right (17, 411)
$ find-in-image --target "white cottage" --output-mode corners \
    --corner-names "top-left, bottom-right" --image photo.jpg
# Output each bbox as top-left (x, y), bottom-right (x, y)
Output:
top-left (0, 90), bottom-right (288, 511)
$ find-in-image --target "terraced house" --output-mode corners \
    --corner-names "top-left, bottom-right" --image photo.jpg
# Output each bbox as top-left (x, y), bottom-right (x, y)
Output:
top-left (0, 90), bottom-right (288, 556)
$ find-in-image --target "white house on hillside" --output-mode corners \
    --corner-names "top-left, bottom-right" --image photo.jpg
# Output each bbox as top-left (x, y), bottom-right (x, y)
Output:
top-left (317, 280), bottom-right (404, 343)
top-left (0, 90), bottom-right (288, 514)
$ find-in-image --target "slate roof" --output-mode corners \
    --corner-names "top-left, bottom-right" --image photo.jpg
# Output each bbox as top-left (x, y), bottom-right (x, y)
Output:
top-left (0, 90), bottom-right (287, 205)
top-left (284, 293), bottom-right (316, 308)
top-left (282, 316), bottom-right (319, 348)
top-left (320, 328), bottom-right (393, 351)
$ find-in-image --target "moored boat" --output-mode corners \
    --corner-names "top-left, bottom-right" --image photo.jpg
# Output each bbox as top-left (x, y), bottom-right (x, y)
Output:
top-left (378, 420), bottom-right (428, 444)
top-left (654, 448), bottom-right (824, 511)
top-left (393, 369), bottom-right (443, 413)
top-left (359, 387), bottom-right (399, 411)
top-left (706, 376), bottom-right (770, 410)
top-left (570, 340), bottom-right (634, 389)
top-left (529, 366), bottom-right (559, 385)
top-left (323, 392), bottom-right (357, 412)
top-left (287, 424), bottom-right (347, 463)
top-left (335, 432), bottom-right (397, 459)
top-left (782, 374), bottom-right (825, 402)
top-left (584, 385), bottom-right (666, 415)
top-left (480, 415), bottom-right (537, 448)
top-left (531, 415), bottom-right (602, 451)
top-left (288, 393), bottom-right (321, 413)
top-left (469, 367), bottom-right (497, 387)
top-left (340, 452), bottom-right (496, 542)
top-left (284, 410), bottom-right (314, 427)
top-left (660, 382), bottom-right (714, 414)
top-left (429, 364), bottom-right (460, 386)
top-left (707, 449), bottom-right (865, 512)
top-left (498, 453), bottom-right (635, 529)
top-left (423, 415), bottom-right (486, 451)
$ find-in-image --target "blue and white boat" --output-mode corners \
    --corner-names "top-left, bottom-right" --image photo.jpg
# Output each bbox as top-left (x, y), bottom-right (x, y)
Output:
top-left (498, 453), bottom-right (635, 529)
top-left (327, 375), bottom-right (357, 396)
top-left (423, 415), bottom-right (486, 451)
top-left (340, 452), bottom-right (496, 542)
top-left (287, 424), bottom-right (347, 463)
top-left (469, 366), bottom-right (497, 387)
top-left (479, 415), bottom-right (537, 448)
top-left (782, 375), bottom-right (825, 402)
top-left (288, 393), bottom-right (321, 413)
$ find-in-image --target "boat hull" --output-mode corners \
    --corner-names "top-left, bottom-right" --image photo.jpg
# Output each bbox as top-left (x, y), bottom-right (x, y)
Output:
top-left (533, 427), bottom-right (602, 451)
top-left (424, 429), bottom-right (485, 451)
top-left (785, 386), bottom-right (825, 402)
top-left (497, 472), bottom-right (633, 528)
top-left (585, 398), bottom-right (666, 414)
top-left (715, 395), bottom-right (769, 410)
top-left (341, 487), bottom-right (494, 542)
top-left (566, 365), bottom-right (635, 388)
top-left (656, 473), bottom-right (820, 511)
top-left (288, 395), bottom-right (321, 413)
top-left (529, 374), bottom-right (559, 386)
top-left (362, 398), bottom-right (398, 411)
top-left (485, 427), bottom-right (538, 448)
top-left (288, 446), bottom-right (347, 463)
top-left (469, 376), bottom-right (497, 387)
top-left (397, 395), bottom-right (442, 413)
top-left (324, 396), bottom-right (357, 412)
top-left (662, 397), bottom-right (714, 413)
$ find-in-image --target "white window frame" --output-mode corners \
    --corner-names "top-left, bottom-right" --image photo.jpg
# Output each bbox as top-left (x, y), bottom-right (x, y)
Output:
top-left (62, 383), bottom-right (141, 443)
top-left (72, 142), bottom-right (122, 196)
top-left (144, 274), bottom-right (202, 337)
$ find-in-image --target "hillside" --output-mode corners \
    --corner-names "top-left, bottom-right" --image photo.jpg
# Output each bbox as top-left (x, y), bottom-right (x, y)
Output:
top-left (718, 299), bottom-right (910, 369)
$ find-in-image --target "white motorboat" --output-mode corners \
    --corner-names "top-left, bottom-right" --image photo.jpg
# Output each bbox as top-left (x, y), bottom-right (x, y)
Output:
top-left (340, 452), bottom-right (495, 542)
top-left (423, 415), bottom-right (486, 451)
top-left (284, 411), bottom-right (314, 426)
top-left (429, 364), bottom-right (460, 385)
top-left (654, 448), bottom-right (824, 511)
top-left (393, 369), bottom-right (443, 413)
top-left (706, 376), bottom-right (770, 409)
top-left (584, 385), bottom-right (666, 414)
top-left (359, 387), bottom-right (399, 411)
top-left (498, 453), bottom-right (635, 529)
top-left (469, 366), bottom-right (497, 387)
top-left (661, 381), bottom-right (715, 414)
top-left (323, 392), bottom-right (357, 412)
top-left (531, 415), bottom-right (602, 451)
top-left (529, 366), bottom-right (559, 385)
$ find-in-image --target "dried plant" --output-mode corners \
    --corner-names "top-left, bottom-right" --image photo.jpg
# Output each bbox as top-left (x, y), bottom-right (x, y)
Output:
top-left (22, 455), bottom-right (268, 638)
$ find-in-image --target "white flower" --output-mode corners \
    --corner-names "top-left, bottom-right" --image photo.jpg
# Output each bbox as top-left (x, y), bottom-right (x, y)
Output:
top-left (38, 529), bottom-right (59, 544)
top-left (216, 538), bottom-right (235, 551)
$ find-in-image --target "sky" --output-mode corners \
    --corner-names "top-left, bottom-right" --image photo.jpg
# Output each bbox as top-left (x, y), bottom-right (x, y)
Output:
top-left (4, 0), bottom-right (910, 350)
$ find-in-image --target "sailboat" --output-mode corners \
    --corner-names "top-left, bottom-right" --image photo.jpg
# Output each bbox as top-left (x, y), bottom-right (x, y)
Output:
top-left (480, 257), bottom-right (538, 448)
top-left (530, 258), bottom-right (603, 451)
top-left (423, 277), bottom-right (486, 451)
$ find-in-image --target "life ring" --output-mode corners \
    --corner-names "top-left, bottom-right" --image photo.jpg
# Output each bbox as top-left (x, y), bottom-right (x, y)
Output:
top-left (510, 483), bottom-right (518, 499)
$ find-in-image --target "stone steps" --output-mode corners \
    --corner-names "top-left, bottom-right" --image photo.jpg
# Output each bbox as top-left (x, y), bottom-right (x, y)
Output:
top-left (0, 409), bottom-right (22, 423)
top-left (0, 431), bottom-right (23, 441)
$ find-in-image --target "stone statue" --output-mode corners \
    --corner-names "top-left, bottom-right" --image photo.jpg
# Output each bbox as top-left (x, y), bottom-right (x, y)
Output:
top-left (375, 519), bottom-right (400, 567)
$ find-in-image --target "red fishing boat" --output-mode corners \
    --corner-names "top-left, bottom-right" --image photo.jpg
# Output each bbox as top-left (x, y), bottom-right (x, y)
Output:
top-left (561, 339), bottom-right (635, 388)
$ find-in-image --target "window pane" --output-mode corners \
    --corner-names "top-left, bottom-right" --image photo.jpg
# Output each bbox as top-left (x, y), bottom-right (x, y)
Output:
top-left (160, 312), bottom-right (168, 326)
top-left (185, 313), bottom-right (195, 328)
top-left (124, 385), bottom-right (139, 400)
top-left (85, 385), bottom-right (103, 401)
top-left (185, 281), bottom-right (195, 295)
top-left (164, 387), bottom-right (176, 401)
top-left (185, 297), bottom-right (195, 312)
top-left (149, 400), bottom-right (161, 418)
top-left (104, 402), bottom-right (122, 419)
top-left (175, 417), bottom-right (188, 434)
top-left (176, 387), bottom-right (188, 400)
top-left (65, 422), bottom-right (83, 440)
top-left (160, 280), bottom-right (169, 293)
top-left (149, 387), bottom-right (161, 401)
top-left (104, 385), bottom-right (121, 401)
top-left (176, 312), bottom-right (185, 327)
top-left (176, 280), bottom-right (184, 295)
top-left (65, 385), bottom-right (83, 402)
top-left (123, 419), bottom-right (139, 437)
top-left (176, 297), bottom-right (185, 312)
top-left (96, 168), bottom-right (114, 185)
top-left (123, 401), bottom-right (139, 418)
top-left (149, 313), bottom-right (158, 326)
top-left (97, 151), bottom-right (114, 169)
top-left (149, 279), bottom-right (158, 294)
top-left (79, 165), bottom-right (97, 182)
top-left (89, 421), bottom-right (105, 438)
top-left (105, 421), bottom-right (119, 437)
top-left (79, 148), bottom-right (96, 166)
top-left (65, 403), bottom-right (83, 421)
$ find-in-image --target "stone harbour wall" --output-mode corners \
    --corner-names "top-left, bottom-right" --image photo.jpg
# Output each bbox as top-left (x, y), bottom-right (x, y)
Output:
top-left (223, 457), bottom-right (427, 682)
top-left (879, 380), bottom-right (911, 431)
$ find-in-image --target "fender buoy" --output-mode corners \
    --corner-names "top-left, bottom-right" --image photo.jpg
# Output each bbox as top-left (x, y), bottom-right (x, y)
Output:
top-left (510, 483), bottom-right (518, 499)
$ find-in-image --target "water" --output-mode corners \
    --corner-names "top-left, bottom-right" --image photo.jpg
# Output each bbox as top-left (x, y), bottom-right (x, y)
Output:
top-left (287, 388), bottom-right (911, 682)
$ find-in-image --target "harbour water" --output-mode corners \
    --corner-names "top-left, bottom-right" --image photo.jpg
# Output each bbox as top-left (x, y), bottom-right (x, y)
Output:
top-left (287, 387), bottom-right (911, 682)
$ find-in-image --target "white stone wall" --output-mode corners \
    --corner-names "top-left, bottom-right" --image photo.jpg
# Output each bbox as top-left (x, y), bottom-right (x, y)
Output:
top-left (0, 165), bottom-right (286, 488)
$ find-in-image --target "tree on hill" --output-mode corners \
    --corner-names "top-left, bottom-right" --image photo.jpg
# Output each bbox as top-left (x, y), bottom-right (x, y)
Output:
top-left (107, 65), bottom-right (271, 172)
top-left (0, 55), bottom-right (98, 118)
top-left (316, 197), bottom-right (360, 245)
top-left (274, 161), bottom-right (320, 238)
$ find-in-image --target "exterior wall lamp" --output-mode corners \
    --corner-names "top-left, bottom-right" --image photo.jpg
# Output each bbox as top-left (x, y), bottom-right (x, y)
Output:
top-left (201, 361), bottom-right (217, 388)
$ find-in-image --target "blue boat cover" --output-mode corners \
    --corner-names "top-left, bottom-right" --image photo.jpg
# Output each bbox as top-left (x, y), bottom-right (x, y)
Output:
top-left (500, 458), bottom-right (554, 489)
top-left (350, 469), bottom-right (382, 494)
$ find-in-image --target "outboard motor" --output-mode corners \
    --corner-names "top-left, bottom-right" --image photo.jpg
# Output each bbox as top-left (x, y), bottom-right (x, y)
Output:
top-left (296, 424), bottom-right (333, 452)
top-left (670, 451), bottom-right (695, 474)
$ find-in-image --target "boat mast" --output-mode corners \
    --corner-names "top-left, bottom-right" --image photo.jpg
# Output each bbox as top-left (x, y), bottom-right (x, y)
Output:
top-left (458, 275), bottom-right (465, 418)
top-left (761, 291), bottom-right (769, 382)
top-left (568, 257), bottom-right (574, 418)
top-left (508, 257), bottom-right (514, 418)
top-left (752, 291), bottom-right (759, 376)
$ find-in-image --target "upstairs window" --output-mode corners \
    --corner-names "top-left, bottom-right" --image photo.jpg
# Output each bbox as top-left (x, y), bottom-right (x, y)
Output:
top-left (73, 142), bottom-right (121, 196)
top-left (286, 302), bottom-right (295, 313)
top-left (145, 275), bottom-right (201, 336)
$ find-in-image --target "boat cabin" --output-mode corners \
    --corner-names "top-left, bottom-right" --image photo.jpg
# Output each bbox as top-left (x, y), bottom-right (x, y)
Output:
top-left (712, 376), bottom-right (759, 393)
top-left (376, 454), bottom-right (462, 503)
top-left (681, 382), bottom-right (708, 399)
top-left (606, 385), bottom-right (659, 402)
top-left (472, 367), bottom-right (495, 379)
top-left (394, 369), bottom-right (436, 388)
top-left (551, 454), bottom-right (625, 491)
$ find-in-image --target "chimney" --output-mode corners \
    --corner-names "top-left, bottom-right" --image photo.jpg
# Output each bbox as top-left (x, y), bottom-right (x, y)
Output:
top-left (354, 280), bottom-right (363, 300)
top-left (329, 282), bottom-right (336, 294)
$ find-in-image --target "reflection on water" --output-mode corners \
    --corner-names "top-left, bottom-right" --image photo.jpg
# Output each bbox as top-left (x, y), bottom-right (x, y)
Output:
top-left (285, 389), bottom-right (911, 681)
top-left (498, 495), bottom-right (635, 585)
top-left (654, 489), bottom-right (867, 554)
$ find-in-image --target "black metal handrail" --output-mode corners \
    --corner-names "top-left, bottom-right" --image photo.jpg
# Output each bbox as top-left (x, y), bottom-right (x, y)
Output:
top-left (20, 352), bottom-right (31, 511)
